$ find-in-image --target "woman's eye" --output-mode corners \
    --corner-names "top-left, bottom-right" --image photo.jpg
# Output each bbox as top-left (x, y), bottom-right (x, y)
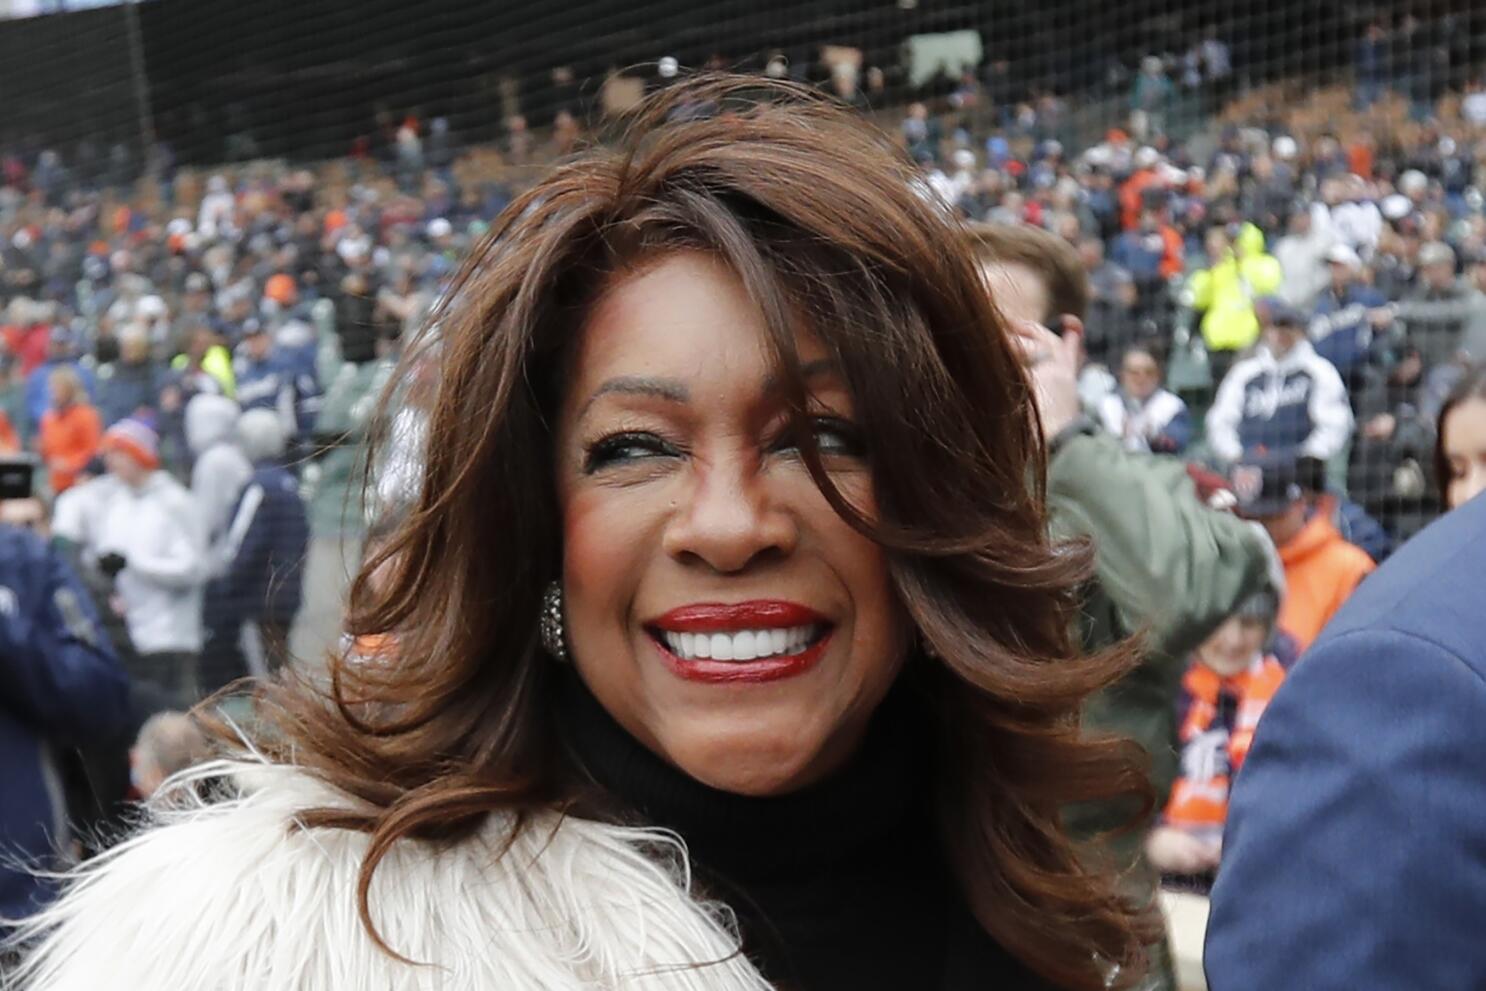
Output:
top-left (583, 432), bottom-right (679, 473)
top-left (777, 417), bottom-right (864, 458)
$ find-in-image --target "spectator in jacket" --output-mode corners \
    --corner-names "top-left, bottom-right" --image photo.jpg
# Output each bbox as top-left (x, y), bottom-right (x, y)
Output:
top-left (1079, 235), bottom-right (1131, 308)
top-left (1111, 204), bottom-right (1183, 310)
top-left (1207, 475), bottom-right (1486, 990)
top-left (1098, 343), bottom-right (1193, 454)
top-left (185, 393), bottom-right (253, 573)
top-left (1435, 363), bottom-right (1486, 511)
top-left (232, 321), bottom-right (296, 441)
top-left (1206, 298), bottom-right (1354, 464)
top-left (0, 518), bottom-right (128, 931)
top-left (200, 409), bottom-right (307, 692)
top-left (1187, 222), bottom-right (1284, 384)
top-left (1395, 241), bottom-right (1486, 370)
top-left (1229, 453), bottom-right (1375, 652)
top-left (95, 418), bottom-right (208, 706)
top-left (1146, 589), bottom-right (1286, 891)
top-left (37, 367), bottom-right (102, 495)
top-left (1274, 202), bottom-right (1337, 310)
top-left (0, 407), bottom-right (17, 455)
top-left (1083, 268), bottom-right (1155, 371)
top-left (1294, 456), bottom-right (1394, 566)
top-left (972, 222), bottom-right (1269, 990)
top-left (1349, 343), bottom-right (1449, 539)
top-left (158, 323), bottom-right (229, 471)
top-left (1309, 244), bottom-right (1392, 393)
top-left (23, 327), bottom-right (96, 441)
top-left (96, 324), bottom-right (165, 428)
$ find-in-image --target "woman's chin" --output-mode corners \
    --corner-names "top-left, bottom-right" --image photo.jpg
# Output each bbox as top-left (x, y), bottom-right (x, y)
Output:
top-left (664, 728), bottom-right (833, 797)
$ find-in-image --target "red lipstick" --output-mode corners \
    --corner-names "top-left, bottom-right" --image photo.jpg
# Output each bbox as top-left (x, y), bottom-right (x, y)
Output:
top-left (650, 600), bottom-right (826, 632)
top-left (646, 601), bottom-right (833, 684)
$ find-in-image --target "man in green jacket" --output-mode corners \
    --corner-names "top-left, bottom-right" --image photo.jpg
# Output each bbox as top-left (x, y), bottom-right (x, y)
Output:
top-left (972, 223), bottom-right (1271, 989)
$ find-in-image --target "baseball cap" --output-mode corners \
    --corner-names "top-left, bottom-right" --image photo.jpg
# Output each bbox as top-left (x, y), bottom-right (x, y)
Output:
top-left (264, 273), bottom-right (297, 306)
top-left (1325, 244), bottom-right (1362, 269)
top-left (1381, 194), bottom-right (1412, 221)
top-left (1419, 241), bottom-right (1456, 268)
top-left (1229, 454), bottom-right (1305, 518)
top-left (1257, 296), bottom-right (1305, 327)
top-left (101, 418), bottom-right (161, 471)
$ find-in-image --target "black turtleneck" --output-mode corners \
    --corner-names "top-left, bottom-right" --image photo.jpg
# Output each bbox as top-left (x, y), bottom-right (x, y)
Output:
top-left (557, 675), bottom-right (1037, 991)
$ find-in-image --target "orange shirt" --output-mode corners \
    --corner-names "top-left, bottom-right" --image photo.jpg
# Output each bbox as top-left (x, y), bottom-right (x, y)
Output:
top-left (0, 410), bottom-right (17, 455)
top-left (38, 402), bottom-right (102, 494)
top-left (1164, 654), bottom-right (1287, 834)
top-left (1157, 224), bottom-right (1185, 279)
top-left (1119, 168), bottom-right (1161, 230)
top-left (1277, 498), bottom-right (1376, 652)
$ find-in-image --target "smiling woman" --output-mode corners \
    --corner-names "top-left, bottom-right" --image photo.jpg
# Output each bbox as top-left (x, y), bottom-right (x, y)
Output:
top-left (10, 76), bottom-right (1154, 991)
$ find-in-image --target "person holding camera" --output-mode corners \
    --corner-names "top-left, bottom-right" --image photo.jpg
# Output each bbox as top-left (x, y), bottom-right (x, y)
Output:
top-left (92, 418), bottom-right (207, 707)
top-left (0, 458), bottom-right (128, 935)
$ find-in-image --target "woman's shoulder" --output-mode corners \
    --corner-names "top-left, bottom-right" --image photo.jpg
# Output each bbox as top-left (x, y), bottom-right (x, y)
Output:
top-left (8, 760), bottom-right (381, 988)
top-left (10, 758), bottom-right (773, 991)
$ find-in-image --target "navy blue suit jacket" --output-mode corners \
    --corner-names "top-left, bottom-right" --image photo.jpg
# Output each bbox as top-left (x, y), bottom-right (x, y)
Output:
top-left (1206, 493), bottom-right (1486, 989)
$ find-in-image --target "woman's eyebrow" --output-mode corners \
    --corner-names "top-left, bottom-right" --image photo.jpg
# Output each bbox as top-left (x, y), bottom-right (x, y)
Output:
top-left (765, 357), bottom-right (842, 392)
top-left (580, 376), bottom-right (690, 417)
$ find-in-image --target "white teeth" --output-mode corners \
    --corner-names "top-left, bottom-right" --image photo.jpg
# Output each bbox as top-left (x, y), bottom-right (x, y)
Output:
top-left (659, 625), bottom-right (821, 662)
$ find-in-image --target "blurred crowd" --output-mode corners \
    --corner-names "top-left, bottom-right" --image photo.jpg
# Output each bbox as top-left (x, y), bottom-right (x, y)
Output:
top-left (904, 14), bottom-right (1486, 912)
top-left (4, 16), bottom-right (1486, 980)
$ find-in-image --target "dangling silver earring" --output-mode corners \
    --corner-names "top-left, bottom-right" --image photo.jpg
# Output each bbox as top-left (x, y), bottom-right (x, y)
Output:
top-left (540, 581), bottom-right (569, 663)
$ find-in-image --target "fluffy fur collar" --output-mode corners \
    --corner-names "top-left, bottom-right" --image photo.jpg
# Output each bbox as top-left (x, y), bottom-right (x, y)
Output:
top-left (6, 759), bottom-right (774, 990)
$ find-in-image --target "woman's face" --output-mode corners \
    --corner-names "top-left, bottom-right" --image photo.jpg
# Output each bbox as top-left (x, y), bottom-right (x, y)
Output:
top-left (1443, 396), bottom-right (1486, 510)
top-left (555, 252), bottom-right (909, 797)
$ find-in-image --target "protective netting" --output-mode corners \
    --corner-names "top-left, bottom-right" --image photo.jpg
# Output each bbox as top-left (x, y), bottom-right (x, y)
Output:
top-left (0, 0), bottom-right (1480, 689)
top-left (6, 5), bottom-right (1486, 989)
top-left (2, 0), bottom-right (1484, 749)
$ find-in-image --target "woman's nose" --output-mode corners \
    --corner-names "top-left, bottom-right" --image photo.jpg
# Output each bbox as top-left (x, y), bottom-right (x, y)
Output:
top-left (662, 459), bottom-right (798, 574)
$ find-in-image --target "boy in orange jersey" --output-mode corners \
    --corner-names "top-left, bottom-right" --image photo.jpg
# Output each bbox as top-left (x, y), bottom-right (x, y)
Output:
top-left (1146, 589), bottom-right (1287, 891)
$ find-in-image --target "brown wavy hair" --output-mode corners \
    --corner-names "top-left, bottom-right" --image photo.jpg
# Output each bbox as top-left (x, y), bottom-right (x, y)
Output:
top-left (255, 75), bottom-right (1156, 989)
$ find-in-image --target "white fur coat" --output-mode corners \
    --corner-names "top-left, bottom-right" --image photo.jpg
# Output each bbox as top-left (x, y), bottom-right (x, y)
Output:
top-left (6, 760), bottom-right (775, 990)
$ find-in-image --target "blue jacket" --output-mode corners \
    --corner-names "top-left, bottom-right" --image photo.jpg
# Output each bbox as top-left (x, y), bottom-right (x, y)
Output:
top-left (95, 359), bottom-right (165, 428)
top-left (0, 525), bottom-right (128, 925)
top-left (234, 353), bottom-right (321, 441)
top-left (1309, 283), bottom-right (1388, 380)
top-left (1205, 340), bottom-right (1354, 463)
top-left (1110, 228), bottom-right (1166, 283)
top-left (1206, 493), bottom-right (1486, 989)
top-left (205, 463), bottom-right (308, 633)
top-left (233, 354), bottom-right (294, 417)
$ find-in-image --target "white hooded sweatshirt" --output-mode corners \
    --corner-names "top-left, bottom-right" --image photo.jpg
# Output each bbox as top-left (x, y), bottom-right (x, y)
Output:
top-left (186, 393), bottom-right (253, 575)
top-left (94, 470), bottom-right (208, 654)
